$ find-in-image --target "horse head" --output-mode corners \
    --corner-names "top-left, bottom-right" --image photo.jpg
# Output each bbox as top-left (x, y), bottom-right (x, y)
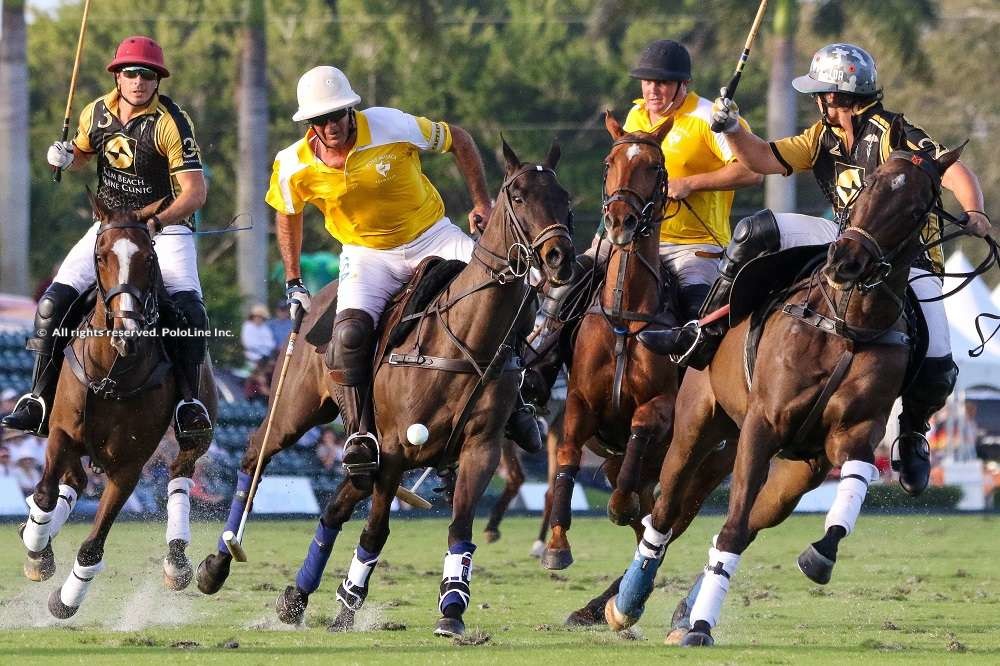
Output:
top-left (823, 132), bottom-right (964, 292)
top-left (488, 137), bottom-right (576, 285)
top-left (86, 189), bottom-right (164, 357)
top-left (601, 111), bottom-right (672, 246)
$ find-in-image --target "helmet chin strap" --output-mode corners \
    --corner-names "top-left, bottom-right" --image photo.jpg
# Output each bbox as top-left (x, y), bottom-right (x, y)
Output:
top-left (311, 108), bottom-right (357, 151)
top-left (115, 79), bottom-right (158, 109)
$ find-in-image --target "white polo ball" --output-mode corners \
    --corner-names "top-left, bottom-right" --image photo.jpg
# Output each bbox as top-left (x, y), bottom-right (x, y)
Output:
top-left (406, 423), bottom-right (429, 446)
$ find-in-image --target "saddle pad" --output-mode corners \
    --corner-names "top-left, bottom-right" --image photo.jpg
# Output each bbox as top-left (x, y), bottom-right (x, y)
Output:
top-left (730, 245), bottom-right (828, 325)
top-left (385, 258), bottom-right (466, 350)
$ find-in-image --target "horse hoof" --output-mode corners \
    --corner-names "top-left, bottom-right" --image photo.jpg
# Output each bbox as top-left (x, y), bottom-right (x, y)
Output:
top-left (529, 540), bottom-right (545, 558)
top-left (24, 543), bottom-right (56, 582)
top-left (604, 595), bottom-right (637, 631)
top-left (163, 541), bottom-right (194, 591)
top-left (541, 548), bottom-right (573, 570)
top-left (680, 630), bottom-right (714, 647)
top-left (483, 528), bottom-right (500, 544)
top-left (433, 616), bottom-right (465, 638)
top-left (47, 588), bottom-right (78, 619)
top-left (327, 605), bottom-right (356, 632)
top-left (275, 586), bottom-right (309, 625)
top-left (196, 552), bottom-right (232, 595)
top-left (607, 491), bottom-right (641, 526)
top-left (565, 605), bottom-right (606, 627)
top-left (664, 596), bottom-right (692, 645)
top-left (797, 544), bottom-right (834, 585)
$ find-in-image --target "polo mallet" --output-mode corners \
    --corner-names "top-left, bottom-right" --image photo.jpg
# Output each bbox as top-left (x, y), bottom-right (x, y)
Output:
top-left (223, 305), bottom-right (305, 562)
top-left (395, 466), bottom-right (434, 510)
top-left (53, 0), bottom-right (92, 183)
top-left (710, 0), bottom-right (769, 133)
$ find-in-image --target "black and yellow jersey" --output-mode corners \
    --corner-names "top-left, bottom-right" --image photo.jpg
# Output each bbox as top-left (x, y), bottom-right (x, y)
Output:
top-left (769, 102), bottom-right (947, 272)
top-left (74, 90), bottom-right (202, 228)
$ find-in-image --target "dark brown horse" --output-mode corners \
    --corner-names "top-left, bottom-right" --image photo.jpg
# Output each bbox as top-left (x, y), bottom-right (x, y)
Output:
top-left (606, 145), bottom-right (965, 645)
top-left (537, 112), bottom-right (684, 624)
top-left (18, 194), bottom-right (217, 618)
top-left (197, 140), bottom-right (575, 637)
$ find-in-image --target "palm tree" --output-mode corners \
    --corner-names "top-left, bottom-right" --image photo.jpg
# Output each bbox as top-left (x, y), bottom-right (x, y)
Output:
top-left (236, 0), bottom-right (269, 307)
top-left (0, 0), bottom-right (30, 296)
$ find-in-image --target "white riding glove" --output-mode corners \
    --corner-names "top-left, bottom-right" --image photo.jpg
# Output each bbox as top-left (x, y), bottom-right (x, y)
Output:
top-left (285, 279), bottom-right (311, 324)
top-left (47, 141), bottom-right (75, 169)
top-left (710, 95), bottom-right (741, 135)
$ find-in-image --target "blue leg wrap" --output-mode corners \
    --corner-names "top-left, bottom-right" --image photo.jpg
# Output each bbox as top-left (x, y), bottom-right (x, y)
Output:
top-left (439, 541), bottom-right (476, 612)
top-left (616, 545), bottom-right (664, 619)
top-left (217, 471), bottom-right (252, 553)
top-left (295, 521), bottom-right (341, 594)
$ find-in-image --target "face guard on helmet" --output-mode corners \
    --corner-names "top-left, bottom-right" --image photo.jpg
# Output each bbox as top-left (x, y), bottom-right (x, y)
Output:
top-left (292, 66), bottom-right (361, 122)
top-left (107, 35), bottom-right (169, 78)
top-left (792, 43), bottom-right (878, 96)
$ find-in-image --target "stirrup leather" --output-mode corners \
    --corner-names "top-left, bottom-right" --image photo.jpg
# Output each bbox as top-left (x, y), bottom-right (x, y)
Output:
top-left (342, 432), bottom-right (380, 476)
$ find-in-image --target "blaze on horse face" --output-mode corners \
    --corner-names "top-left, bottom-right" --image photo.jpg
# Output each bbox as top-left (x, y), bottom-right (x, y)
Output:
top-left (601, 111), bottom-right (673, 246)
top-left (823, 141), bottom-right (964, 291)
top-left (87, 190), bottom-right (163, 356)
top-left (500, 138), bottom-right (576, 285)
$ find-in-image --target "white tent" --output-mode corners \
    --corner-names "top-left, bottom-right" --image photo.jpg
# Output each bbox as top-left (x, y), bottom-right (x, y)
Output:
top-left (993, 281), bottom-right (1000, 310)
top-left (942, 253), bottom-right (1000, 390)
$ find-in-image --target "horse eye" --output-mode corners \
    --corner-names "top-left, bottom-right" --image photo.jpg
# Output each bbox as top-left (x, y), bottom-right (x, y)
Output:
top-left (512, 195), bottom-right (524, 204)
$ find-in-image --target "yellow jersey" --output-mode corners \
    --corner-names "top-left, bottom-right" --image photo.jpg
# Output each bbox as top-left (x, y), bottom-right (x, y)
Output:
top-left (265, 107), bottom-right (452, 249)
top-left (624, 92), bottom-right (749, 246)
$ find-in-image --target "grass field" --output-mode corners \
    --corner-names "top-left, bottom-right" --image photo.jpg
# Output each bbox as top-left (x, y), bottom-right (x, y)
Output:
top-left (0, 513), bottom-right (997, 664)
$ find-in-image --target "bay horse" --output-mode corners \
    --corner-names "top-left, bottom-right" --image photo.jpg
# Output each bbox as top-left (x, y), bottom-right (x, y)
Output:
top-left (606, 145), bottom-right (966, 645)
top-left (18, 192), bottom-right (217, 618)
top-left (539, 112), bottom-right (685, 624)
top-left (197, 139), bottom-right (575, 637)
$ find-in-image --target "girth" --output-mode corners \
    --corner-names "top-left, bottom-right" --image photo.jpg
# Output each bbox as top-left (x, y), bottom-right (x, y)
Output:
top-left (386, 352), bottom-right (523, 375)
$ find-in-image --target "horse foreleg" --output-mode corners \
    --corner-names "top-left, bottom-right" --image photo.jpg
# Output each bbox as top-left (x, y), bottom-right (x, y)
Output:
top-left (48, 464), bottom-right (141, 619)
top-left (484, 440), bottom-right (523, 543)
top-left (162, 445), bottom-right (210, 592)
top-left (275, 474), bottom-right (371, 627)
top-left (21, 433), bottom-right (82, 582)
top-left (543, 391), bottom-right (593, 571)
top-left (531, 413), bottom-right (562, 559)
top-left (433, 438), bottom-right (501, 638)
top-left (610, 396), bottom-right (672, 526)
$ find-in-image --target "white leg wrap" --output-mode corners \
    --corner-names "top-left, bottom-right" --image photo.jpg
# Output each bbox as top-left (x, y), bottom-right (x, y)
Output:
top-left (166, 477), bottom-right (194, 544)
top-left (23, 495), bottom-right (55, 552)
top-left (824, 460), bottom-right (878, 536)
top-left (638, 514), bottom-right (671, 559)
top-left (689, 546), bottom-right (741, 629)
top-left (346, 549), bottom-right (378, 589)
top-left (60, 560), bottom-right (106, 608)
top-left (50, 485), bottom-right (78, 539)
top-left (439, 550), bottom-right (474, 612)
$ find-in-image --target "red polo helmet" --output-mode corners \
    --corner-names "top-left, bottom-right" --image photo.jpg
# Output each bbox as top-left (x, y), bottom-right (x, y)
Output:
top-left (106, 36), bottom-right (169, 78)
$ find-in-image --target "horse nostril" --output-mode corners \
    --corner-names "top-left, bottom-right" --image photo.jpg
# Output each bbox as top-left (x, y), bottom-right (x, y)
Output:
top-left (545, 247), bottom-right (563, 268)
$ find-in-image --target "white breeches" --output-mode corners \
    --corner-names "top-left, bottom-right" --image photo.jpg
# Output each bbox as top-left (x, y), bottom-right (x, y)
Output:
top-left (583, 234), bottom-right (720, 288)
top-left (54, 222), bottom-right (203, 296)
top-left (773, 213), bottom-right (950, 358)
top-left (336, 217), bottom-right (475, 323)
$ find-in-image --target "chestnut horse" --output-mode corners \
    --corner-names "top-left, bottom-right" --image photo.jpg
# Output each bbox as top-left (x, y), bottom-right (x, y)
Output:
top-left (197, 140), bottom-right (575, 637)
top-left (540, 113), bottom-right (689, 625)
top-left (606, 146), bottom-right (966, 645)
top-left (18, 193), bottom-right (216, 618)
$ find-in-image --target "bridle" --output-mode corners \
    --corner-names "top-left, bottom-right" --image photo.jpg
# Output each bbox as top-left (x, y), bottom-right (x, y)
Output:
top-left (93, 220), bottom-right (161, 331)
top-left (601, 135), bottom-right (667, 240)
top-left (471, 164), bottom-right (574, 284)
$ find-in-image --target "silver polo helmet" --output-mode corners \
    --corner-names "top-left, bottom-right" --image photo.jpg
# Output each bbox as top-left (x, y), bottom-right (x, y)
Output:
top-left (792, 43), bottom-right (879, 96)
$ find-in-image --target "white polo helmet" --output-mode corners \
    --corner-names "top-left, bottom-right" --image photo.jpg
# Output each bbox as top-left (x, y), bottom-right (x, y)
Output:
top-left (291, 66), bottom-right (361, 122)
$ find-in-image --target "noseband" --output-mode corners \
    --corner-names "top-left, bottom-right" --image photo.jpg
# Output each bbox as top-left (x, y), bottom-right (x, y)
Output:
top-left (602, 135), bottom-right (666, 239)
top-left (93, 220), bottom-right (160, 329)
top-left (473, 164), bottom-right (574, 283)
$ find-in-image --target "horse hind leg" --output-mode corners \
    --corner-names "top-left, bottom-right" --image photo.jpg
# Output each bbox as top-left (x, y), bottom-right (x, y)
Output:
top-left (531, 413), bottom-right (561, 559)
top-left (543, 392), bottom-right (593, 571)
top-left (484, 440), bottom-right (524, 543)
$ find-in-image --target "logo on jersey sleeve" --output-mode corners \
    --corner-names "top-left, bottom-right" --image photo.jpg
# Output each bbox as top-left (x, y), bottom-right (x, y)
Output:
top-left (104, 134), bottom-right (137, 171)
top-left (835, 162), bottom-right (865, 209)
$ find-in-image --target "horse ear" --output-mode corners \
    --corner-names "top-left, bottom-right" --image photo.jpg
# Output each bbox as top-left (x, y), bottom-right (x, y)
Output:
top-left (136, 197), bottom-right (168, 222)
top-left (543, 138), bottom-right (560, 171)
top-left (501, 133), bottom-right (521, 175)
top-left (86, 186), bottom-right (109, 222)
top-left (604, 110), bottom-right (624, 140)
top-left (936, 140), bottom-right (967, 173)
top-left (651, 117), bottom-right (674, 144)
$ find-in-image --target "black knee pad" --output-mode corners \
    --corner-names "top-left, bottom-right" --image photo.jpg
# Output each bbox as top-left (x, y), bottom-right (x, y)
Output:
top-left (27, 283), bottom-right (81, 355)
top-left (170, 291), bottom-right (209, 362)
top-left (330, 309), bottom-right (375, 386)
top-left (906, 354), bottom-right (959, 413)
top-left (720, 209), bottom-right (780, 279)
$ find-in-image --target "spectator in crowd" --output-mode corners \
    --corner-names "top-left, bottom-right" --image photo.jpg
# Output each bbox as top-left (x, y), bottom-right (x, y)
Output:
top-left (268, 299), bottom-right (294, 349)
top-left (0, 444), bottom-right (13, 479)
top-left (13, 449), bottom-right (42, 496)
top-left (240, 304), bottom-right (277, 366)
top-left (191, 456), bottom-right (226, 509)
top-left (0, 389), bottom-right (18, 442)
top-left (244, 355), bottom-right (275, 404)
top-left (316, 426), bottom-right (345, 472)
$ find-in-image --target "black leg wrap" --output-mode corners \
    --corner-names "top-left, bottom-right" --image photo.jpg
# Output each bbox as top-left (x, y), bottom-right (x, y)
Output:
top-left (550, 465), bottom-right (579, 529)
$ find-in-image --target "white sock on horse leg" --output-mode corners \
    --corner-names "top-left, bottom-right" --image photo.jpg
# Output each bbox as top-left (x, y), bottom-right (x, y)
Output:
top-left (22, 495), bottom-right (55, 552)
top-left (825, 460), bottom-right (878, 536)
top-left (60, 559), bottom-right (106, 608)
top-left (638, 514), bottom-right (671, 558)
top-left (166, 478), bottom-right (194, 544)
top-left (689, 546), bottom-right (741, 629)
top-left (50, 485), bottom-right (78, 538)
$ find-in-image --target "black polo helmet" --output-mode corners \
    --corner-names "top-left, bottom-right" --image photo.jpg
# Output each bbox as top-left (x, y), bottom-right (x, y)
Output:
top-left (630, 39), bottom-right (692, 82)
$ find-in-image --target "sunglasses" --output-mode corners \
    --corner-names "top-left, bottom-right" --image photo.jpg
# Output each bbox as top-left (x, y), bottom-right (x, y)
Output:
top-left (309, 108), bottom-right (350, 126)
top-left (119, 67), bottom-right (158, 81)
